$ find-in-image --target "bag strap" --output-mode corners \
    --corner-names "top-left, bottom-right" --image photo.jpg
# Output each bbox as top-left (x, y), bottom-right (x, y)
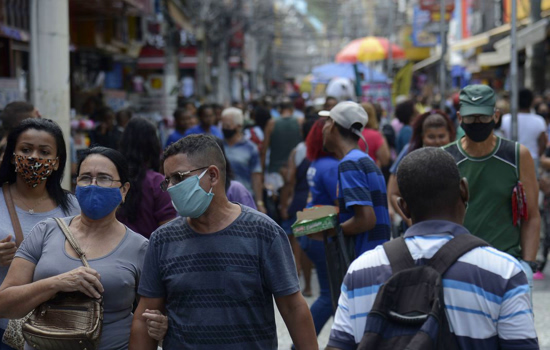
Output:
top-left (383, 237), bottom-right (416, 273)
top-left (2, 183), bottom-right (24, 247)
top-left (428, 234), bottom-right (489, 275)
top-left (54, 217), bottom-right (90, 268)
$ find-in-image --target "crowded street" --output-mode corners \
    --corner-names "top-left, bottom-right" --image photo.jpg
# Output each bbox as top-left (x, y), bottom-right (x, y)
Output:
top-left (1, 0), bottom-right (550, 350)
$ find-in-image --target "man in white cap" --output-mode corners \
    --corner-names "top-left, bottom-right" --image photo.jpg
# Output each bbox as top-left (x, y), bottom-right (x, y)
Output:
top-left (321, 101), bottom-right (391, 257)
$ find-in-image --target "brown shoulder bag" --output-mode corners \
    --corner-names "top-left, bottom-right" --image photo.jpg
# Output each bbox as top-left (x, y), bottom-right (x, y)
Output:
top-left (21, 217), bottom-right (103, 350)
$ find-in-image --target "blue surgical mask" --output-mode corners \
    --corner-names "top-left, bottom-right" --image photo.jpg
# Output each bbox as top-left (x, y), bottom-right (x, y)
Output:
top-left (167, 169), bottom-right (214, 218)
top-left (76, 185), bottom-right (122, 220)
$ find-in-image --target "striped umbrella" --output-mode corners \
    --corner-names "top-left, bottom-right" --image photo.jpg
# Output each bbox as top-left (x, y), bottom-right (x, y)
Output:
top-left (336, 37), bottom-right (406, 63)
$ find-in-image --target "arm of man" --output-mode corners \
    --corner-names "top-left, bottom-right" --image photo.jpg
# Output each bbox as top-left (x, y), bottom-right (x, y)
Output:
top-left (279, 148), bottom-right (298, 220)
top-left (129, 297), bottom-right (166, 350)
top-left (252, 172), bottom-right (266, 213)
top-left (261, 119), bottom-right (275, 173)
top-left (275, 292), bottom-right (318, 350)
top-left (340, 205), bottom-right (376, 236)
top-left (519, 145), bottom-right (540, 261)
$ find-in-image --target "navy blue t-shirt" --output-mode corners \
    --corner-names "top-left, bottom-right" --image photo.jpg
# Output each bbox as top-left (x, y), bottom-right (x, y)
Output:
top-left (338, 149), bottom-right (390, 256)
top-left (138, 205), bottom-right (299, 350)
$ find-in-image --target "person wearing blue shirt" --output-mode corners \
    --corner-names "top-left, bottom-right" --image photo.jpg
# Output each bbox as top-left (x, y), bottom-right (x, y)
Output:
top-left (165, 108), bottom-right (197, 148)
top-left (183, 104), bottom-right (223, 139)
top-left (303, 118), bottom-right (339, 338)
top-left (320, 101), bottom-right (391, 257)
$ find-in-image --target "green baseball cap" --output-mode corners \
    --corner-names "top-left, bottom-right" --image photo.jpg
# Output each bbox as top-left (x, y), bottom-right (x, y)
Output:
top-left (459, 85), bottom-right (496, 116)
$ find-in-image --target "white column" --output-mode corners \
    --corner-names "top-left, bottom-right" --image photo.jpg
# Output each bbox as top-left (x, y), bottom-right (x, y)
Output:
top-left (30, 0), bottom-right (71, 189)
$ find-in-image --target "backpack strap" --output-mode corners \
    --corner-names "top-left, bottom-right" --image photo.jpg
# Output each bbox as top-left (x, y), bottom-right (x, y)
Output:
top-left (383, 237), bottom-right (416, 273)
top-left (428, 234), bottom-right (489, 275)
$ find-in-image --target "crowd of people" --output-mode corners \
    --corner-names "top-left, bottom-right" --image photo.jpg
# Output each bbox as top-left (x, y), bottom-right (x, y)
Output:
top-left (0, 82), bottom-right (546, 350)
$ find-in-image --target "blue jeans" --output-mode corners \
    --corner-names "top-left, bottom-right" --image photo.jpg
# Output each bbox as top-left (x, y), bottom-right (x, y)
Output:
top-left (300, 237), bottom-right (333, 335)
top-left (0, 328), bottom-right (17, 350)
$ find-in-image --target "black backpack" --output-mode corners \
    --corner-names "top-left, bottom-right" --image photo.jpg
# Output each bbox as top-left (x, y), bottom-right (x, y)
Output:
top-left (358, 234), bottom-right (489, 350)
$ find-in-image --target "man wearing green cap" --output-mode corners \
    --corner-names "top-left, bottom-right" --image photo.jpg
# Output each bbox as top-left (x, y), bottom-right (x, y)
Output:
top-left (443, 84), bottom-right (540, 293)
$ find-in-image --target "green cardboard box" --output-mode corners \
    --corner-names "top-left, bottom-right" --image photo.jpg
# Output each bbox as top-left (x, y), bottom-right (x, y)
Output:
top-left (291, 206), bottom-right (338, 237)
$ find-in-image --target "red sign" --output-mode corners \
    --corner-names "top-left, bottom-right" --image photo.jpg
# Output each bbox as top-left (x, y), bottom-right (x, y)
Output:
top-left (419, 0), bottom-right (455, 12)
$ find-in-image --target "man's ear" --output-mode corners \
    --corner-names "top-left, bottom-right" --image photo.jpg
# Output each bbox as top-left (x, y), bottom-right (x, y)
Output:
top-left (207, 165), bottom-right (221, 188)
top-left (397, 197), bottom-right (411, 220)
top-left (121, 182), bottom-right (131, 203)
top-left (456, 111), bottom-right (462, 124)
top-left (460, 177), bottom-right (469, 206)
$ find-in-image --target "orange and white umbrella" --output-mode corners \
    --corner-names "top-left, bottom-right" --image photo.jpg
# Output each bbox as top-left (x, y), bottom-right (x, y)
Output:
top-left (336, 37), bottom-right (406, 63)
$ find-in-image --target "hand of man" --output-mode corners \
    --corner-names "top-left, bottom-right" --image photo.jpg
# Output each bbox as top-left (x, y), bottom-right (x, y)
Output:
top-left (0, 235), bottom-right (17, 267)
top-left (143, 309), bottom-right (168, 341)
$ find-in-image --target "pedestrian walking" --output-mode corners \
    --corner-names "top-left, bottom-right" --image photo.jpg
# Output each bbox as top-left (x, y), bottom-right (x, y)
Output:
top-left (303, 118), bottom-right (340, 337)
top-left (0, 118), bottom-right (80, 349)
top-left (183, 104), bottom-right (223, 139)
top-left (129, 134), bottom-right (317, 350)
top-left (326, 147), bottom-right (538, 350)
top-left (501, 88), bottom-right (548, 171)
top-left (117, 117), bottom-right (177, 238)
top-left (388, 110), bottom-right (455, 227)
top-left (221, 107), bottom-right (265, 212)
top-left (394, 99), bottom-right (417, 154)
top-left (0, 147), bottom-right (167, 350)
top-left (321, 101), bottom-right (390, 257)
top-left (443, 84), bottom-right (540, 295)
top-left (165, 108), bottom-right (197, 148)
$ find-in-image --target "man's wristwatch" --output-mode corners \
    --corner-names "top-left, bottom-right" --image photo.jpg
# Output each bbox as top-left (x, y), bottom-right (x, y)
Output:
top-left (524, 260), bottom-right (538, 273)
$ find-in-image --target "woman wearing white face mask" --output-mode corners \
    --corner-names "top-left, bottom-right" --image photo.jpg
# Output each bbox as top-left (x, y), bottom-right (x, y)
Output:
top-left (0, 147), bottom-right (167, 350)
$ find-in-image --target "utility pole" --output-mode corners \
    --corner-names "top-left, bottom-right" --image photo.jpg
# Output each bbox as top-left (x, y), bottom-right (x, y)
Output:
top-left (387, 0), bottom-right (394, 80)
top-left (163, 0), bottom-right (178, 120)
top-left (530, 0), bottom-right (545, 93)
top-left (511, 0), bottom-right (518, 141)
top-left (439, 0), bottom-right (447, 111)
top-left (30, 0), bottom-right (71, 189)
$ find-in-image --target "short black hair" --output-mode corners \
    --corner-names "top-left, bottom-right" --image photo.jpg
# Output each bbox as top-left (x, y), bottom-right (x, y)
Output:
top-left (163, 134), bottom-right (226, 182)
top-left (0, 118), bottom-right (72, 213)
top-left (173, 108), bottom-right (188, 120)
top-left (95, 107), bottom-right (114, 122)
top-left (334, 122), bottom-right (361, 142)
top-left (519, 88), bottom-right (534, 109)
top-left (280, 100), bottom-right (294, 112)
top-left (396, 147), bottom-right (461, 219)
top-left (395, 100), bottom-right (416, 125)
top-left (197, 104), bottom-right (213, 119)
top-left (77, 146), bottom-right (129, 186)
top-left (1, 101), bottom-right (35, 134)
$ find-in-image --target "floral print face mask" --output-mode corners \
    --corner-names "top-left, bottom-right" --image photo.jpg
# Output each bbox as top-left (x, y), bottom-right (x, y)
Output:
top-left (14, 154), bottom-right (58, 188)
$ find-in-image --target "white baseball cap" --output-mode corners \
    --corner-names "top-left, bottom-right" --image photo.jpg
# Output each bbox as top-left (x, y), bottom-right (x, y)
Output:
top-left (319, 101), bottom-right (369, 138)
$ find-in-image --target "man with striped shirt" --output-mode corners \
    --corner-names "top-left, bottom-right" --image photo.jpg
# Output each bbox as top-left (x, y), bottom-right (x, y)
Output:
top-left (321, 101), bottom-right (390, 257)
top-left (327, 148), bottom-right (538, 350)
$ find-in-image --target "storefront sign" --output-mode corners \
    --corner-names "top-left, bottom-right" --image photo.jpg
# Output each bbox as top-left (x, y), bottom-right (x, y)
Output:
top-left (412, 6), bottom-right (438, 47)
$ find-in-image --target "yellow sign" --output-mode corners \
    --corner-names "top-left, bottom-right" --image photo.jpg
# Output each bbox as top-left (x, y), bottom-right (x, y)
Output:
top-left (504, 0), bottom-right (550, 22)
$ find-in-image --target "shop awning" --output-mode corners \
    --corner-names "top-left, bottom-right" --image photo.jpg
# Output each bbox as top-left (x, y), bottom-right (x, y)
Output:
top-left (478, 18), bottom-right (549, 67)
top-left (451, 24), bottom-right (511, 51)
top-left (138, 46), bottom-right (240, 69)
top-left (412, 54), bottom-right (440, 71)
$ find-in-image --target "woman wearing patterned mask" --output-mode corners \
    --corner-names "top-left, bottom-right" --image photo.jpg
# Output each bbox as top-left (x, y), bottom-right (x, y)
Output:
top-left (0, 118), bottom-right (80, 349)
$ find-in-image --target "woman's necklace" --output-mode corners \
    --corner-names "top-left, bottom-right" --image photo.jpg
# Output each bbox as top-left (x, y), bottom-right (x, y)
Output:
top-left (10, 187), bottom-right (49, 214)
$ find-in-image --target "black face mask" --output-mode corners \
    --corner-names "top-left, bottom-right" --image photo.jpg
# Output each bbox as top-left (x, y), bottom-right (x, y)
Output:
top-left (461, 120), bottom-right (495, 142)
top-left (222, 128), bottom-right (237, 139)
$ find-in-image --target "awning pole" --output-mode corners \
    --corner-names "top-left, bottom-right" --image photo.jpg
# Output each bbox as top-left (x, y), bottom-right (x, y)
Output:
top-left (511, 0), bottom-right (518, 141)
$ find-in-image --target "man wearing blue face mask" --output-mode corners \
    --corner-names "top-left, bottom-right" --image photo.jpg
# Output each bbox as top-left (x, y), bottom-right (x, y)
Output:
top-left (129, 134), bottom-right (317, 350)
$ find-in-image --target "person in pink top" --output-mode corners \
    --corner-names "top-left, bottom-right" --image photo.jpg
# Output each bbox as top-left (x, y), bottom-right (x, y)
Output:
top-left (358, 102), bottom-right (390, 168)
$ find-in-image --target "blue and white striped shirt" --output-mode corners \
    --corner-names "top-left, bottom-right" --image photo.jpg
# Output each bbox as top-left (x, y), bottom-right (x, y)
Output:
top-left (328, 220), bottom-right (538, 350)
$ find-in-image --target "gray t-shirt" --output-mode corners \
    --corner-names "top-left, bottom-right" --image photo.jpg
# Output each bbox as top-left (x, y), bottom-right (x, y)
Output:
top-left (15, 217), bottom-right (149, 350)
top-left (138, 205), bottom-right (300, 350)
top-left (0, 192), bottom-right (80, 329)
